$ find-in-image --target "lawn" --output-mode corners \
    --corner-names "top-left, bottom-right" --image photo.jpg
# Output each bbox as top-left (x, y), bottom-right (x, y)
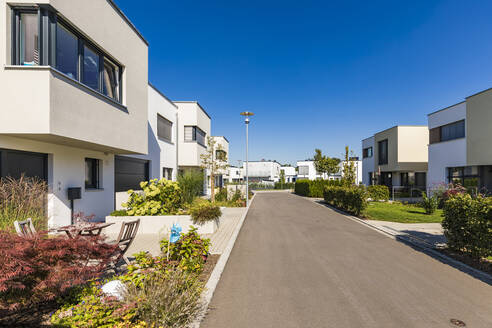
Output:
top-left (363, 201), bottom-right (444, 223)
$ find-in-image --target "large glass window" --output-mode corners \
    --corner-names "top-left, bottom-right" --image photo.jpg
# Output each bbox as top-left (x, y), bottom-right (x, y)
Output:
top-left (19, 13), bottom-right (39, 66)
top-left (83, 45), bottom-right (100, 90)
top-left (298, 166), bottom-right (309, 175)
top-left (56, 23), bottom-right (79, 80)
top-left (157, 115), bottom-right (173, 142)
top-left (378, 140), bottom-right (388, 165)
top-left (363, 147), bottom-right (373, 158)
top-left (184, 126), bottom-right (206, 146)
top-left (12, 8), bottom-right (123, 104)
top-left (441, 120), bottom-right (465, 142)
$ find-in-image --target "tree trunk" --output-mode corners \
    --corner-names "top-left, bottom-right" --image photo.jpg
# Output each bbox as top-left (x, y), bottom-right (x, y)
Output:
top-left (211, 171), bottom-right (215, 202)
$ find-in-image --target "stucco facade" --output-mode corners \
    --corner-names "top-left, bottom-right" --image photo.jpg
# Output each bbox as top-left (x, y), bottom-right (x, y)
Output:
top-left (0, 0), bottom-right (148, 227)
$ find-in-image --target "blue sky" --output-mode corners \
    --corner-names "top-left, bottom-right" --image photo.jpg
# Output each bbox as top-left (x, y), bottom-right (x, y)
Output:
top-left (115, 0), bottom-right (492, 166)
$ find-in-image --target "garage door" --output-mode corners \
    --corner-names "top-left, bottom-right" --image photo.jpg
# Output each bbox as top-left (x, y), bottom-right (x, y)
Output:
top-left (115, 156), bottom-right (149, 192)
top-left (0, 148), bottom-right (48, 181)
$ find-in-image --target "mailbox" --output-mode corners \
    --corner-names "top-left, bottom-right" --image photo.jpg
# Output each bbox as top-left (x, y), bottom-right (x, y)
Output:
top-left (67, 187), bottom-right (81, 200)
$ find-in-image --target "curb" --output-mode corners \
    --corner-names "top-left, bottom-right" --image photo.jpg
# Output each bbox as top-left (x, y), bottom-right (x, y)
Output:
top-left (296, 194), bottom-right (492, 285)
top-left (191, 193), bottom-right (257, 327)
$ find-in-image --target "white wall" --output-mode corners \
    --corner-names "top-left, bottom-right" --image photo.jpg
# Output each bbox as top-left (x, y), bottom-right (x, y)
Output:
top-left (280, 166), bottom-right (296, 182)
top-left (427, 102), bottom-right (467, 190)
top-left (0, 135), bottom-right (115, 228)
top-left (296, 161), bottom-right (321, 180)
top-left (362, 137), bottom-right (375, 185)
top-left (244, 161), bottom-right (280, 181)
top-left (175, 102), bottom-right (211, 168)
top-left (125, 85), bottom-right (178, 180)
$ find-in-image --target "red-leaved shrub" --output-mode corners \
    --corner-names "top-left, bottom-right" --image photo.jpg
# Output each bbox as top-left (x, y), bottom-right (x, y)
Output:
top-left (0, 231), bottom-right (116, 310)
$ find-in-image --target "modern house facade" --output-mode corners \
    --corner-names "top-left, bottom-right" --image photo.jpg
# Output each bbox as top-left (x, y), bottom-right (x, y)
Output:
top-left (243, 161), bottom-right (281, 182)
top-left (428, 89), bottom-right (492, 193)
top-left (175, 101), bottom-right (211, 173)
top-left (296, 160), bottom-right (323, 180)
top-left (209, 136), bottom-right (229, 190)
top-left (280, 166), bottom-right (297, 183)
top-left (225, 166), bottom-right (243, 183)
top-left (0, 0), bottom-right (148, 227)
top-left (362, 126), bottom-right (428, 190)
top-left (114, 84), bottom-right (178, 209)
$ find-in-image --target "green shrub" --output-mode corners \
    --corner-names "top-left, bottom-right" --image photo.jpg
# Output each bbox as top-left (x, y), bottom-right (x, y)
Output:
top-left (190, 199), bottom-right (222, 225)
top-left (367, 185), bottom-right (389, 201)
top-left (214, 188), bottom-right (228, 202)
top-left (160, 227), bottom-right (210, 273)
top-left (110, 209), bottom-right (128, 216)
top-left (323, 186), bottom-right (367, 216)
top-left (274, 182), bottom-right (295, 190)
top-left (420, 192), bottom-right (438, 214)
top-left (123, 179), bottom-right (183, 216)
top-left (295, 179), bottom-right (342, 197)
top-left (124, 270), bottom-right (204, 328)
top-left (0, 176), bottom-right (48, 232)
top-left (442, 194), bottom-right (492, 259)
top-left (178, 170), bottom-right (204, 204)
top-left (51, 284), bottom-right (139, 327)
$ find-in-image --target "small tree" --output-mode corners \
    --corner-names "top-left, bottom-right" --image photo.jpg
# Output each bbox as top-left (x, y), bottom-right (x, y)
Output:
top-left (201, 137), bottom-right (228, 202)
top-left (313, 149), bottom-right (340, 179)
top-left (279, 169), bottom-right (286, 188)
top-left (341, 146), bottom-right (356, 185)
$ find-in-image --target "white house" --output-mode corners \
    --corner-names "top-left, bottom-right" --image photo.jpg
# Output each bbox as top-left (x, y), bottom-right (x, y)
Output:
top-left (428, 88), bottom-right (492, 193)
top-left (296, 160), bottom-right (322, 180)
top-left (226, 166), bottom-right (243, 183)
top-left (0, 0), bottom-right (148, 227)
top-left (280, 166), bottom-right (297, 183)
top-left (361, 126), bottom-right (429, 189)
top-left (113, 84), bottom-right (179, 208)
top-left (362, 136), bottom-right (375, 186)
top-left (208, 136), bottom-right (229, 190)
top-left (243, 161), bottom-right (281, 182)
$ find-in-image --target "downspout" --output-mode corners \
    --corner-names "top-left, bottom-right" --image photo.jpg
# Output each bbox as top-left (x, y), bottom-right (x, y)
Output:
top-left (175, 109), bottom-right (179, 181)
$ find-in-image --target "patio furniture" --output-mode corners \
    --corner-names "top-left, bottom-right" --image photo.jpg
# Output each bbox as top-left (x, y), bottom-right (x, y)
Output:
top-left (111, 219), bottom-right (140, 266)
top-left (56, 222), bottom-right (114, 239)
top-left (13, 218), bottom-right (36, 237)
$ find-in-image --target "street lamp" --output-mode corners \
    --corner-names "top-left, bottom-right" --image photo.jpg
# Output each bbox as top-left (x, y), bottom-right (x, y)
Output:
top-left (240, 111), bottom-right (254, 207)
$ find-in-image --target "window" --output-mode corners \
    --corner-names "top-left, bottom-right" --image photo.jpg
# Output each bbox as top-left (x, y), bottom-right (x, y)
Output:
top-left (85, 158), bottom-right (100, 189)
top-left (363, 147), bottom-right (373, 158)
top-left (163, 167), bottom-right (173, 180)
top-left (12, 9), bottom-right (123, 103)
top-left (157, 115), bottom-right (173, 142)
top-left (184, 126), bottom-right (206, 147)
top-left (19, 12), bottom-right (39, 66)
top-left (56, 23), bottom-right (79, 79)
top-left (430, 120), bottom-right (465, 144)
top-left (103, 59), bottom-right (120, 100)
top-left (83, 45), bottom-right (100, 90)
top-left (298, 166), bottom-right (309, 175)
top-left (441, 120), bottom-right (465, 142)
top-left (378, 140), bottom-right (388, 165)
top-left (415, 172), bottom-right (426, 187)
top-left (216, 150), bottom-right (227, 161)
top-left (401, 172), bottom-right (409, 186)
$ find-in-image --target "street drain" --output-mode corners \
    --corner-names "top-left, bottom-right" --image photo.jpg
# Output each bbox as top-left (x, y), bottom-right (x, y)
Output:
top-left (450, 319), bottom-right (466, 327)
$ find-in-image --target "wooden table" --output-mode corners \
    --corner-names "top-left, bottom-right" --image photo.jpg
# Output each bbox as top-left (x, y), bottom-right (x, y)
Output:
top-left (56, 222), bottom-right (114, 239)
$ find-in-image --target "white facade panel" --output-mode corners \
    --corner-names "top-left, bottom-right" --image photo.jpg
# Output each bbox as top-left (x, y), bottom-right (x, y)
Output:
top-left (362, 137), bottom-right (375, 186)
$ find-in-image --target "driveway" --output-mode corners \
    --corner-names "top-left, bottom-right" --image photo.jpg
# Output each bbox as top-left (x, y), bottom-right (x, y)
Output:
top-left (201, 192), bottom-right (492, 328)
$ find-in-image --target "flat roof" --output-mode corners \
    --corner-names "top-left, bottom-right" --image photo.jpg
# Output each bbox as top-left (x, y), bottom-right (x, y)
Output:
top-left (427, 100), bottom-right (465, 116)
top-left (374, 125), bottom-right (427, 135)
top-left (148, 82), bottom-right (178, 108)
top-left (107, 0), bottom-right (148, 45)
top-left (212, 136), bottom-right (229, 143)
top-left (173, 101), bottom-right (212, 119)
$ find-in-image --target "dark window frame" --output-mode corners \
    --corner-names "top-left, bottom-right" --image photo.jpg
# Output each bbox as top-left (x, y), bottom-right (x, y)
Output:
top-left (157, 114), bottom-right (173, 142)
top-left (85, 158), bottom-right (100, 189)
top-left (216, 149), bottom-right (227, 161)
top-left (378, 139), bottom-right (388, 165)
top-left (184, 126), bottom-right (207, 147)
top-left (11, 7), bottom-right (123, 104)
top-left (363, 147), bottom-right (373, 158)
top-left (440, 120), bottom-right (465, 142)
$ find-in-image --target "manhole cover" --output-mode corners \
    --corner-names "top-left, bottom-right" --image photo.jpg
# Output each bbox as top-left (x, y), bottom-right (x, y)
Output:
top-left (450, 319), bottom-right (466, 327)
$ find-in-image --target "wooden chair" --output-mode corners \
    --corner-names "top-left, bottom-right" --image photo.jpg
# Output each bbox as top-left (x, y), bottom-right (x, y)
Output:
top-left (14, 218), bottom-right (36, 237)
top-left (112, 219), bottom-right (140, 265)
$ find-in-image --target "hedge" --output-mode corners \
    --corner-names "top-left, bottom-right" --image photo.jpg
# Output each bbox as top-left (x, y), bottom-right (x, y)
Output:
top-left (274, 182), bottom-right (295, 190)
top-left (442, 194), bottom-right (492, 259)
top-left (323, 186), bottom-right (367, 216)
top-left (294, 179), bottom-right (343, 197)
top-left (367, 185), bottom-right (389, 201)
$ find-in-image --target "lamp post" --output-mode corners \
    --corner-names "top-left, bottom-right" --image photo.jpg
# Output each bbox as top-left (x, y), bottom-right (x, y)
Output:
top-left (240, 111), bottom-right (254, 207)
